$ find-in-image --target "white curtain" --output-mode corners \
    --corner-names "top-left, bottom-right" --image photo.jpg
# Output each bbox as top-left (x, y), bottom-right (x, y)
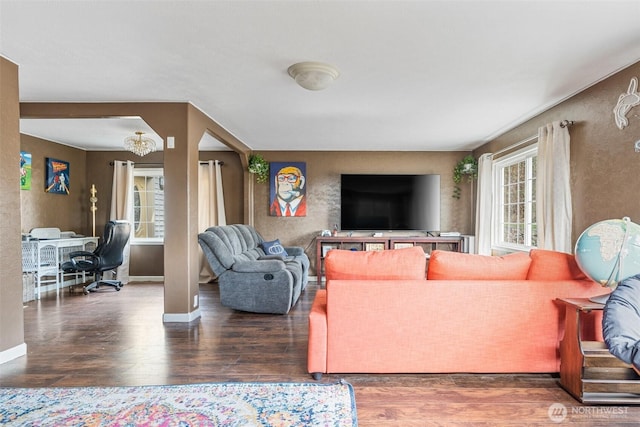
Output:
top-left (475, 153), bottom-right (494, 255)
top-left (537, 121), bottom-right (572, 253)
top-left (110, 160), bottom-right (134, 283)
top-left (198, 160), bottom-right (227, 281)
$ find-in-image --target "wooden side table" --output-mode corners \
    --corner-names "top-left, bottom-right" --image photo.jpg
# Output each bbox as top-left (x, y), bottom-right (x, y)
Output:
top-left (556, 298), bottom-right (640, 404)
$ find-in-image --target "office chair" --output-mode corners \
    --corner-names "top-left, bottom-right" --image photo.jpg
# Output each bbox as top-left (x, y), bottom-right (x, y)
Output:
top-left (62, 220), bottom-right (131, 295)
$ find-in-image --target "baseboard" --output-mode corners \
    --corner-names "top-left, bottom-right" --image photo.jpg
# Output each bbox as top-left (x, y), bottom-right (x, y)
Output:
top-left (163, 308), bottom-right (201, 323)
top-left (129, 276), bottom-right (164, 283)
top-left (33, 276), bottom-right (165, 294)
top-left (0, 342), bottom-right (27, 365)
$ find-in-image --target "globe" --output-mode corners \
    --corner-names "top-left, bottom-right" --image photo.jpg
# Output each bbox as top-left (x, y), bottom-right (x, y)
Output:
top-left (575, 217), bottom-right (640, 291)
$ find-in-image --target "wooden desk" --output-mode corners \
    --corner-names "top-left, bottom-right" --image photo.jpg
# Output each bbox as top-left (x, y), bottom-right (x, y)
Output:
top-left (22, 237), bottom-right (99, 299)
top-left (556, 298), bottom-right (640, 404)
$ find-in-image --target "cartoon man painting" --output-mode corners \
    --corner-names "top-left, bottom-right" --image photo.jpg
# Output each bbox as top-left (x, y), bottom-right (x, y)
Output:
top-left (269, 163), bottom-right (306, 217)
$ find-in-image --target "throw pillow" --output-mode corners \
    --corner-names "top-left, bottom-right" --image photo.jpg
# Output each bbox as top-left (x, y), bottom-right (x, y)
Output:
top-left (325, 246), bottom-right (427, 280)
top-left (427, 250), bottom-right (531, 280)
top-left (260, 239), bottom-right (289, 257)
top-left (526, 249), bottom-right (587, 280)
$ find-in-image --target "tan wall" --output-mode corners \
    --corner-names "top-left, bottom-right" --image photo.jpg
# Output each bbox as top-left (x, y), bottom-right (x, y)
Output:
top-left (252, 151), bottom-right (472, 273)
top-left (0, 56), bottom-right (24, 356)
top-left (84, 149), bottom-right (243, 277)
top-left (77, 149), bottom-right (472, 276)
top-left (20, 134), bottom-right (88, 234)
top-left (13, 60), bottom-right (640, 281)
top-left (6, 57), bottom-right (639, 356)
top-left (17, 139), bottom-right (469, 277)
top-left (476, 60), bottom-right (640, 244)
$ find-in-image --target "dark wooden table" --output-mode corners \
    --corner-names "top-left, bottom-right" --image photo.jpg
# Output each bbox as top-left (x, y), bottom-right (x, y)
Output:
top-left (556, 297), bottom-right (640, 404)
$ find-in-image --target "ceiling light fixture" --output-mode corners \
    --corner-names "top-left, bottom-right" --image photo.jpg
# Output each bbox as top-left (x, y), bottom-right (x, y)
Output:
top-left (124, 131), bottom-right (156, 156)
top-left (287, 62), bottom-right (340, 91)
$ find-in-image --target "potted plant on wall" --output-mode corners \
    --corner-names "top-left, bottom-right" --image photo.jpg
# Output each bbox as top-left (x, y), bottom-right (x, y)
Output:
top-left (452, 155), bottom-right (478, 199)
top-left (248, 153), bottom-right (269, 184)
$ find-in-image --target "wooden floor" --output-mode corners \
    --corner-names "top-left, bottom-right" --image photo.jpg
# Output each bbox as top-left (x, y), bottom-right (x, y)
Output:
top-left (3, 282), bottom-right (640, 425)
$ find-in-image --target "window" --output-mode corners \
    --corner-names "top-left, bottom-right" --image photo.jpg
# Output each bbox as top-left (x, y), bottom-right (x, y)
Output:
top-left (132, 168), bottom-right (164, 244)
top-left (492, 145), bottom-right (537, 251)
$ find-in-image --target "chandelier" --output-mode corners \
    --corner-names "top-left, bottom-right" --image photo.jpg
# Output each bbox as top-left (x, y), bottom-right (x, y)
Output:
top-left (124, 131), bottom-right (156, 156)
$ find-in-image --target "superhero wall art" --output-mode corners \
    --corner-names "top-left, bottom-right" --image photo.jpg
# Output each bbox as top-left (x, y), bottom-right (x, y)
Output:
top-left (269, 162), bottom-right (306, 217)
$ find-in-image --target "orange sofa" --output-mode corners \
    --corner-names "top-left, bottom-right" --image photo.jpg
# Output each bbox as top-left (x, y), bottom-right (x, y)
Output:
top-left (308, 247), bottom-right (607, 379)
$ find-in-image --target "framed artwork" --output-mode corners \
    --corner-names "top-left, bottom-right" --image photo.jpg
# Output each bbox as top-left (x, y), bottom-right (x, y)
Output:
top-left (20, 151), bottom-right (32, 190)
top-left (269, 162), bottom-right (306, 217)
top-left (45, 158), bottom-right (70, 195)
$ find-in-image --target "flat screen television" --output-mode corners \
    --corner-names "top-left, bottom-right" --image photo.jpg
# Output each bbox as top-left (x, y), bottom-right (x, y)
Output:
top-left (340, 174), bottom-right (441, 232)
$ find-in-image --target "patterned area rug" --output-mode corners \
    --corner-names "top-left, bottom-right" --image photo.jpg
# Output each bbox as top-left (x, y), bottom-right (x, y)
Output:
top-left (0, 381), bottom-right (357, 426)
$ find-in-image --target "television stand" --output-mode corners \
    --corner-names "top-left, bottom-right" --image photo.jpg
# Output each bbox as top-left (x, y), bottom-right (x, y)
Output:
top-left (315, 235), bottom-right (463, 283)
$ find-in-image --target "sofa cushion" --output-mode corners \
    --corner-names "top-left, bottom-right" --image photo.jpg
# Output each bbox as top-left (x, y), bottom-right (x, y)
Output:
top-left (260, 239), bottom-right (289, 257)
top-left (427, 250), bottom-right (531, 280)
top-left (325, 246), bottom-right (427, 280)
top-left (526, 249), bottom-right (587, 280)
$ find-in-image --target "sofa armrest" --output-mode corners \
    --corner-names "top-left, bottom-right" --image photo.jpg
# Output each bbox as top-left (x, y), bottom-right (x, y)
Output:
top-left (232, 260), bottom-right (285, 273)
top-left (308, 290), bottom-right (328, 376)
top-left (284, 246), bottom-right (304, 257)
top-left (259, 254), bottom-right (286, 261)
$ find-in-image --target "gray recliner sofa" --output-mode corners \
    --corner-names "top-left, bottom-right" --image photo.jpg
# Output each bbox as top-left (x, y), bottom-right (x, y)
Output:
top-left (198, 224), bottom-right (310, 314)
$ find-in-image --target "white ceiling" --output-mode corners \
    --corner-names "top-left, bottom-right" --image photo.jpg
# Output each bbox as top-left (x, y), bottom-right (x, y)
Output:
top-left (2, 0), bottom-right (640, 152)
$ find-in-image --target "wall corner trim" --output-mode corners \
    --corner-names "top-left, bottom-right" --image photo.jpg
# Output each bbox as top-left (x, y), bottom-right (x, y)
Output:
top-left (162, 308), bottom-right (201, 323)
